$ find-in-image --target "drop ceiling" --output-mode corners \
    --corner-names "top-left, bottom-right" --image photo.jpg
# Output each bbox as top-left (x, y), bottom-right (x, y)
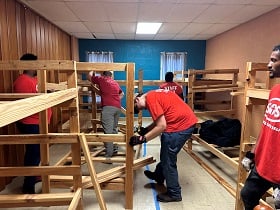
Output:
top-left (18, 0), bottom-right (280, 40)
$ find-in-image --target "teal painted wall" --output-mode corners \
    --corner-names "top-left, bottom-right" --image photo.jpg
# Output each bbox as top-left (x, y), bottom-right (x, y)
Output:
top-left (78, 39), bottom-right (206, 116)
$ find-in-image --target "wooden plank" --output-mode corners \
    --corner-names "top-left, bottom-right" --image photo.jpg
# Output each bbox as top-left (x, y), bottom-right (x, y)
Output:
top-left (0, 93), bottom-right (41, 99)
top-left (76, 62), bottom-right (127, 71)
top-left (183, 145), bottom-right (236, 197)
top-left (189, 69), bottom-right (239, 75)
top-left (246, 88), bottom-right (270, 100)
top-left (191, 134), bottom-right (238, 170)
top-left (79, 134), bottom-right (107, 210)
top-left (84, 133), bottom-right (126, 142)
top-left (125, 63), bottom-right (135, 210)
top-left (0, 60), bottom-right (75, 71)
top-left (0, 88), bottom-right (77, 127)
top-left (0, 165), bottom-right (81, 176)
top-left (194, 109), bottom-right (235, 117)
top-left (0, 133), bottom-right (79, 144)
top-left (68, 188), bottom-right (82, 210)
top-left (0, 192), bottom-right (75, 208)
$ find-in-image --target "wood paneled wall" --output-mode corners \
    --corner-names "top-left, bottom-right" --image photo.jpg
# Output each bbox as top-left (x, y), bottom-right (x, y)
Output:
top-left (0, 0), bottom-right (78, 190)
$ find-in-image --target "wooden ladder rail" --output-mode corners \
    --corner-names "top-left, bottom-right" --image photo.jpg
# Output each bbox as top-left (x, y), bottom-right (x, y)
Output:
top-left (235, 62), bottom-right (274, 210)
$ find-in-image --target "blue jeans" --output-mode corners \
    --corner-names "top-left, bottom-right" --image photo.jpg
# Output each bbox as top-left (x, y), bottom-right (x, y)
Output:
top-left (241, 166), bottom-right (280, 210)
top-left (154, 125), bottom-right (195, 198)
top-left (16, 122), bottom-right (40, 191)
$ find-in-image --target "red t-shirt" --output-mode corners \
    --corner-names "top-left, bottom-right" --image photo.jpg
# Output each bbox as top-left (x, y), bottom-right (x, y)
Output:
top-left (255, 84), bottom-right (280, 184)
top-left (146, 89), bottom-right (197, 132)
top-left (13, 74), bottom-right (52, 124)
top-left (159, 82), bottom-right (183, 96)
top-left (91, 75), bottom-right (122, 108)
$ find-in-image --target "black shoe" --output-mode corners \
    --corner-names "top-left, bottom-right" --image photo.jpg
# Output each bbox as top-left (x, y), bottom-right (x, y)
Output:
top-left (144, 170), bottom-right (164, 184)
top-left (22, 186), bottom-right (35, 194)
top-left (157, 192), bottom-right (182, 202)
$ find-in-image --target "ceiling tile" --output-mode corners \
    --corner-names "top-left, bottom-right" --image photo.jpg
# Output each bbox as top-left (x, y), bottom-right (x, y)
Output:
top-left (138, 2), bottom-right (175, 22)
top-left (83, 22), bottom-right (112, 33)
top-left (66, 2), bottom-right (108, 21)
top-left (191, 34), bottom-right (213, 40)
top-left (71, 32), bottom-right (93, 39)
top-left (221, 5), bottom-right (280, 23)
top-left (18, 0), bottom-right (280, 40)
top-left (53, 21), bottom-right (89, 33)
top-left (213, 0), bottom-right (253, 4)
top-left (104, 2), bottom-right (138, 22)
top-left (202, 23), bottom-right (239, 35)
top-left (252, 0), bottom-right (280, 5)
top-left (25, 0), bottom-right (77, 21)
top-left (114, 34), bottom-right (136, 40)
top-left (135, 34), bottom-right (156, 40)
top-left (177, 0), bottom-right (215, 3)
top-left (154, 34), bottom-right (177, 40)
top-left (194, 4), bottom-right (244, 23)
top-left (181, 23), bottom-right (213, 34)
top-left (94, 33), bottom-right (116, 39)
top-left (110, 22), bottom-right (136, 34)
top-left (158, 22), bottom-right (188, 33)
top-left (166, 3), bottom-right (209, 22)
top-left (173, 33), bottom-right (196, 40)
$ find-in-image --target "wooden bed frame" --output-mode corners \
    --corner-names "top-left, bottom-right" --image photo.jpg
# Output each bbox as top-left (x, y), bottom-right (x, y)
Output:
top-left (0, 60), bottom-right (155, 210)
top-left (235, 62), bottom-right (276, 210)
top-left (183, 68), bottom-right (243, 197)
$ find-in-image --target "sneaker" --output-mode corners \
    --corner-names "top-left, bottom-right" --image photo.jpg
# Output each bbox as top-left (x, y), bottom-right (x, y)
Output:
top-left (144, 170), bottom-right (164, 184)
top-left (156, 192), bottom-right (182, 202)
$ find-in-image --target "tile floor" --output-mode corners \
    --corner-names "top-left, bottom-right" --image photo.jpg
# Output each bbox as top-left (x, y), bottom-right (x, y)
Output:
top-left (0, 136), bottom-right (240, 210)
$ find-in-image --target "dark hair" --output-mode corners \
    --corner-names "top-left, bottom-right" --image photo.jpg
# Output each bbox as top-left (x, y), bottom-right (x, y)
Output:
top-left (103, 71), bottom-right (112, 76)
top-left (165, 72), bottom-right (174, 82)
top-left (134, 92), bottom-right (144, 114)
top-left (20, 53), bottom-right (37, 60)
top-left (273, 45), bottom-right (280, 52)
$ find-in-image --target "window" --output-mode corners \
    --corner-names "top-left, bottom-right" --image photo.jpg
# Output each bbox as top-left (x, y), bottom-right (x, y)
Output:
top-left (160, 52), bottom-right (187, 80)
top-left (86, 51), bottom-right (114, 105)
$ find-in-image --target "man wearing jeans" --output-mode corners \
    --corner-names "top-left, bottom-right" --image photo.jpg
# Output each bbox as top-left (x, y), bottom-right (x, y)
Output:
top-left (130, 89), bottom-right (197, 202)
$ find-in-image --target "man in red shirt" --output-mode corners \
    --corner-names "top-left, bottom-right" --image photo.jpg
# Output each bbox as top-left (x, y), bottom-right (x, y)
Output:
top-left (241, 44), bottom-right (280, 210)
top-left (89, 71), bottom-right (124, 157)
top-left (13, 53), bottom-right (52, 194)
top-left (159, 72), bottom-right (184, 100)
top-left (130, 89), bottom-right (197, 202)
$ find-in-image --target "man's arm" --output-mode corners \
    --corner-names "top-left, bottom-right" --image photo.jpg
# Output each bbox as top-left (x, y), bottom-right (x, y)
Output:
top-left (144, 115), bottom-right (166, 141)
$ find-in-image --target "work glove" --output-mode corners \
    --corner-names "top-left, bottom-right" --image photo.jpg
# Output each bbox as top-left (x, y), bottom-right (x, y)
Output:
top-left (241, 151), bottom-right (255, 172)
top-left (129, 135), bottom-right (147, 146)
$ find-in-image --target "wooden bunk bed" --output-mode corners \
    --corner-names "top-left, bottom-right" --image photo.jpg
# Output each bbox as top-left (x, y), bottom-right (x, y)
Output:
top-left (235, 62), bottom-right (277, 210)
top-left (183, 68), bottom-right (243, 197)
top-left (44, 62), bottom-right (155, 209)
top-left (0, 60), bottom-right (83, 209)
top-left (0, 60), bottom-right (157, 210)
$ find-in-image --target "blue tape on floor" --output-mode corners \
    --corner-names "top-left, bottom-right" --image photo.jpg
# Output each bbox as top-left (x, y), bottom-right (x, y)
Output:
top-left (143, 143), bottom-right (160, 210)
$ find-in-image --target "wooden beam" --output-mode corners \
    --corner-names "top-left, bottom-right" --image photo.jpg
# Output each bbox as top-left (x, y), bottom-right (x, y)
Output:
top-left (0, 133), bottom-right (79, 144)
top-left (0, 60), bottom-right (75, 71)
top-left (0, 192), bottom-right (76, 208)
top-left (0, 88), bottom-right (77, 127)
top-left (76, 62), bottom-right (127, 71)
top-left (191, 134), bottom-right (238, 170)
top-left (0, 166), bottom-right (81, 176)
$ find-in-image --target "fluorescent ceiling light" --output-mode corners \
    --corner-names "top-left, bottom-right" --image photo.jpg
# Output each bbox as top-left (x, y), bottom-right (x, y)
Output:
top-left (136, 22), bottom-right (162, 34)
